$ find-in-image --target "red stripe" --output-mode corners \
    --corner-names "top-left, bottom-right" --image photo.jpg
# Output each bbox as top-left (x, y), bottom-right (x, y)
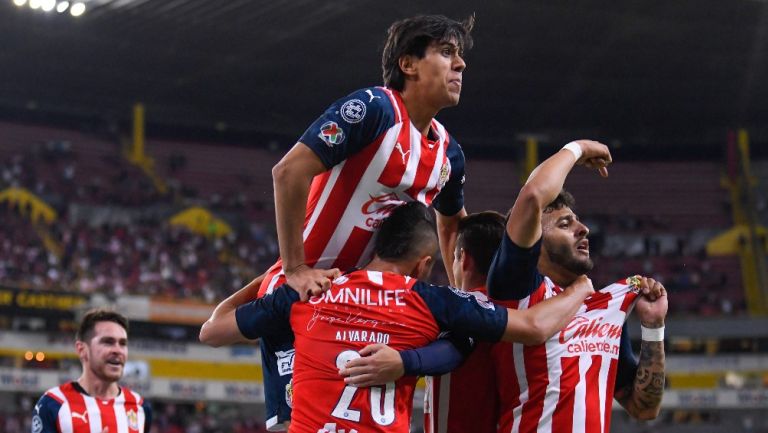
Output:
top-left (527, 282), bottom-right (548, 307)
top-left (97, 397), bottom-right (118, 433)
top-left (585, 355), bottom-right (603, 433)
top-left (381, 87), bottom-right (402, 123)
top-left (620, 290), bottom-right (638, 313)
top-left (518, 344), bottom-right (549, 433)
top-left (424, 147), bottom-right (448, 204)
top-left (302, 136), bottom-right (383, 265)
top-left (603, 358), bottom-right (619, 431)
top-left (45, 390), bottom-right (64, 404)
top-left (257, 262), bottom-right (284, 297)
top-left (61, 383), bottom-right (89, 432)
top-left (331, 226), bottom-right (374, 270)
top-left (492, 341), bottom-right (518, 433)
top-left (305, 171), bottom-right (333, 228)
top-left (552, 356), bottom-right (580, 433)
top-left (404, 135), bottom-right (440, 200)
top-left (122, 387), bottom-right (141, 433)
top-left (377, 125), bottom-right (412, 188)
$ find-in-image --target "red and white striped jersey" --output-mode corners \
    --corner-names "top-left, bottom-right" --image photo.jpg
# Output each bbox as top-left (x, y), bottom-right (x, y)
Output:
top-left (33, 382), bottom-right (151, 433)
top-left (500, 276), bottom-right (641, 433)
top-left (259, 86), bottom-right (465, 295)
top-left (423, 286), bottom-right (500, 433)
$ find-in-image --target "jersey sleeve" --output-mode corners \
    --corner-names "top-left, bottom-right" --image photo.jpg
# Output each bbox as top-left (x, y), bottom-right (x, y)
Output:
top-left (236, 285), bottom-right (298, 340)
top-left (142, 400), bottom-right (153, 433)
top-left (614, 323), bottom-right (639, 393)
top-left (413, 282), bottom-right (508, 342)
top-left (298, 87), bottom-right (395, 169)
top-left (487, 233), bottom-right (545, 301)
top-left (399, 334), bottom-right (473, 376)
top-left (32, 394), bottom-right (60, 433)
top-left (431, 137), bottom-right (465, 216)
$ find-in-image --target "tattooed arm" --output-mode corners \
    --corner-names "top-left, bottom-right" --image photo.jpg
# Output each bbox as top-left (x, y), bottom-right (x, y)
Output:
top-left (616, 277), bottom-right (668, 420)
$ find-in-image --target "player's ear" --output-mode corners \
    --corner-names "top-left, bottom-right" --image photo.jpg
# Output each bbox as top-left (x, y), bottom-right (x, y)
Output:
top-left (398, 55), bottom-right (418, 78)
top-left (413, 255), bottom-right (434, 280)
top-left (75, 341), bottom-right (88, 362)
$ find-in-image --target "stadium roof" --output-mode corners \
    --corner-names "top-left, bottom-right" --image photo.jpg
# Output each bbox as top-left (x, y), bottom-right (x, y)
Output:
top-left (2, 0), bottom-right (768, 157)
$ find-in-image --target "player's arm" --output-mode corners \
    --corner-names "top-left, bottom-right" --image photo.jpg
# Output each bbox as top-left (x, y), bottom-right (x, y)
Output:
top-left (436, 207), bottom-right (467, 286)
top-left (501, 275), bottom-right (594, 344)
top-left (339, 335), bottom-right (472, 387)
top-left (142, 400), bottom-right (153, 433)
top-left (508, 140), bottom-right (611, 248)
top-left (32, 395), bottom-right (60, 433)
top-left (272, 143), bottom-right (340, 300)
top-left (206, 270), bottom-right (267, 323)
top-left (615, 278), bottom-right (668, 420)
top-left (200, 286), bottom-right (297, 347)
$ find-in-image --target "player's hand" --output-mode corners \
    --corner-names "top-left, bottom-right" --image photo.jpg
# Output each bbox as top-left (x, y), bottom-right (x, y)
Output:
top-left (285, 264), bottom-right (341, 301)
top-left (635, 278), bottom-right (668, 328)
top-left (572, 139), bottom-right (612, 177)
top-left (567, 274), bottom-right (595, 298)
top-left (338, 344), bottom-right (404, 387)
top-left (101, 428), bottom-right (109, 433)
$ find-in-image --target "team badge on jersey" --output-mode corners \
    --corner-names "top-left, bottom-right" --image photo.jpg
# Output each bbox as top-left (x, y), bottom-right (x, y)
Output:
top-left (276, 349), bottom-right (295, 376)
top-left (626, 275), bottom-right (642, 293)
top-left (127, 409), bottom-right (139, 430)
top-left (340, 99), bottom-right (366, 124)
top-left (437, 161), bottom-right (450, 188)
top-left (285, 381), bottom-right (294, 408)
top-left (319, 121), bottom-right (345, 146)
top-left (32, 415), bottom-right (43, 433)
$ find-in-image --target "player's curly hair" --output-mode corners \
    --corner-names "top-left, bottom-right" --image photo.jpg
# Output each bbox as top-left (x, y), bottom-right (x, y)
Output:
top-left (382, 14), bottom-right (475, 91)
top-left (374, 201), bottom-right (437, 262)
top-left (77, 308), bottom-right (129, 343)
top-left (543, 189), bottom-right (576, 213)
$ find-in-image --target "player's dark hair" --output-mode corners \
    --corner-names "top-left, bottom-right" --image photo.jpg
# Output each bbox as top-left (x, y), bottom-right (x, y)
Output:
top-left (382, 14), bottom-right (475, 91)
top-left (543, 189), bottom-right (576, 213)
top-left (77, 309), bottom-right (129, 343)
top-left (457, 211), bottom-right (505, 276)
top-left (374, 201), bottom-right (437, 262)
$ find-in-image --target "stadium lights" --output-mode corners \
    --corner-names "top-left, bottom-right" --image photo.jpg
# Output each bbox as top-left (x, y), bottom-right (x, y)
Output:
top-left (13, 0), bottom-right (26, 6)
top-left (56, 0), bottom-right (68, 12)
top-left (70, 1), bottom-right (85, 16)
top-left (41, 0), bottom-right (55, 11)
top-left (28, 0), bottom-right (41, 9)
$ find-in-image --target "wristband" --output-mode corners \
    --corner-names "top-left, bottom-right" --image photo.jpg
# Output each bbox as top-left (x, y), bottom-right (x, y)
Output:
top-left (562, 142), bottom-right (583, 161)
top-left (641, 325), bottom-right (664, 342)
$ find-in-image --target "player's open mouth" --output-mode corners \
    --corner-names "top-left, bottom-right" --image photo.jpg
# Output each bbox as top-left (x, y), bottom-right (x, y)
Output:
top-left (576, 240), bottom-right (589, 254)
top-left (107, 359), bottom-right (123, 366)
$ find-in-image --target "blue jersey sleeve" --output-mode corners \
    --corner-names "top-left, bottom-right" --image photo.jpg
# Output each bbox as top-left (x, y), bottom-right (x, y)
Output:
top-left (413, 282), bottom-right (508, 342)
top-left (487, 233), bottom-right (545, 301)
top-left (399, 334), bottom-right (473, 376)
top-left (235, 285), bottom-right (299, 340)
top-left (614, 323), bottom-right (639, 393)
top-left (142, 400), bottom-right (153, 433)
top-left (431, 137), bottom-right (465, 216)
top-left (32, 394), bottom-right (60, 433)
top-left (299, 87), bottom-right (395, 169)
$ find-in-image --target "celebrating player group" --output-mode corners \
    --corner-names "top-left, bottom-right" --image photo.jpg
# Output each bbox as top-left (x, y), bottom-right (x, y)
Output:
top-left (198, 13), bottom-right (668, 433)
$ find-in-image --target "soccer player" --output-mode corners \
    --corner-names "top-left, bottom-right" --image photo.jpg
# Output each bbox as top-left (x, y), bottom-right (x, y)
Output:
top-left (32, 309), bottom-right (152, 433)
top-left (200, 202), bottom-right (598, 433)
top-left (487, 140), bottom-right (668, 433)
top-left (218, 14), bottom-right (476, 431)
top-left (340, 211), bottom-right (508, 433)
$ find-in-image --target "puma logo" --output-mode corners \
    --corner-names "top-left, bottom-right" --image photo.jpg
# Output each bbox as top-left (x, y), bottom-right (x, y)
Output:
top-left (394, 142), bottom-right (410, 163)
top-left (71, 411), bottom-right (88, 423)
top-left (365, 89), bottom-right (381, 103)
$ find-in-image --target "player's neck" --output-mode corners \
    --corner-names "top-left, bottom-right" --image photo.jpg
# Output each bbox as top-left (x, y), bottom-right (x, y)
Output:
top-left (77, 373), bottom-right (120, 400)
top-left (399, 87), bottom-right (438, 136)
top-left (460, 271), bottom-right (486, 292)
top-left (539, 260), bottom-right (580, 289)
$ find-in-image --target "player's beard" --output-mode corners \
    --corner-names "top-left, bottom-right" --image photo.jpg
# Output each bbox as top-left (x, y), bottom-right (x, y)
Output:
top-left (544, 238), bottom-right (594, 276)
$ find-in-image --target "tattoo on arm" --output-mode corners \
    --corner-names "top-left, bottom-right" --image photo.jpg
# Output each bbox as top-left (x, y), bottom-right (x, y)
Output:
top-left (617, 341), bottom-right (666, 419)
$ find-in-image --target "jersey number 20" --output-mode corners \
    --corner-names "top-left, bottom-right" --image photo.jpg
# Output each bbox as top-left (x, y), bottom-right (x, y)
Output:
top-left (332, 350), bottom-right (395, 426)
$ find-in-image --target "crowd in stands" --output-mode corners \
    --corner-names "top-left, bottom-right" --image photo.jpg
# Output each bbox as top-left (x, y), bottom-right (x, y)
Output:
top-left (0, 126), bottom-right (748, 316)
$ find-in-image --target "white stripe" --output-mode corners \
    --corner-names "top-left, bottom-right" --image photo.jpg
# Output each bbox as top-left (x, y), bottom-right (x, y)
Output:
top-left (367, 270), bottom-right (383, 285)
top-left (302, 160), bottom-right (345, 241)
top-left (49, 386), bottom-right (66, 402)
top-left (571, 355), bottom-right (591, 433)
top-left (381, 87), bottom-right (402, 122)
top-left (57, 397), bottom-right (74, 433)
top-left (597, 356), bottom-right (611, 433)
top-left (83, 394), bottom-right (103, 433)
top-left (132, 390), bottom-right (146, 433)
top-left (436, 373), bottom-right (451, 433)
top-left (537, 337), bottom-right (562, 433)
top-left (266, 270), bottom-right (284, 294)
top-left (510, 295), bottom-right (531, 433)
top-left (114, 398), bottom-right (129, 433)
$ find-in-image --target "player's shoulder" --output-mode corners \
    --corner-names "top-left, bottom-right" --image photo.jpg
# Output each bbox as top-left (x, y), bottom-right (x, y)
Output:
top-left (334, 86), bottom-right (396, 125)
top-left (121, 385), bottom-right (145, 403)
top-left (35, 387), bottom-right (65, 416)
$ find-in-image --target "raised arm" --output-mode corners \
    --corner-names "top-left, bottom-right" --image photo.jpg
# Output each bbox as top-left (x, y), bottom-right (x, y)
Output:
top-left (501, 275), bottom-right (594, 345)
top-left (509, 140), bottom-right (611, 248)
top-left (615, 278), bottom-right (668, 420)
top-left (272, 143), bottom-right (340, 299)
